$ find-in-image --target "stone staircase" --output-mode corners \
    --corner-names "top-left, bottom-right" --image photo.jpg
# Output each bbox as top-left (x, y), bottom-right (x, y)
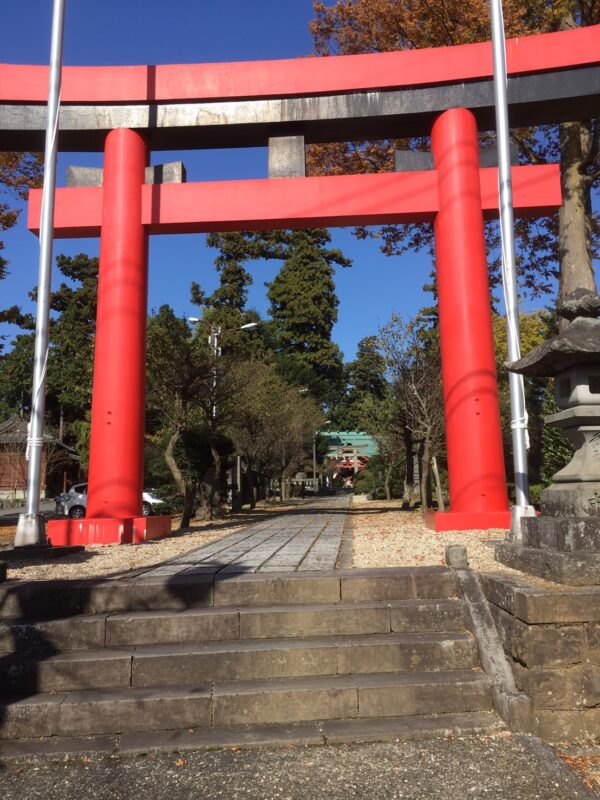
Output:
top-left (0, 567), bottom-right (505, 755)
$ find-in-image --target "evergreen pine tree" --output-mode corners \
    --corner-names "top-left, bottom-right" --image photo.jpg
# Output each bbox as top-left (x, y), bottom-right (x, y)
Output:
top-left (0, 253), bottom-right (98, 425)
top-left (267, 230), bottom-right (348, 405)
top-left (330, 335), bottom-right (388, 429)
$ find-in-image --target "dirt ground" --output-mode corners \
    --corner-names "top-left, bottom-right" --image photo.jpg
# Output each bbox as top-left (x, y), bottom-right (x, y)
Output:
top-left (349, 495), bottom-right (523, 576)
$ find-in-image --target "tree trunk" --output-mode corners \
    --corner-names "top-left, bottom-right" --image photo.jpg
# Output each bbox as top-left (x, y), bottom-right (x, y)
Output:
top-left (247, 468), bottom-right (257, 509)
top-left (431, 455), bottom-right (446, 512)
top-left (279, 469), bottom-right (289, 501)
top-left (241, 460), bottom-right (257, 509)
top-left (558, 120), bottom-right (597, 308)
top-left (208, 442), bottom-right (222, 520)
top-left (383, 461), bottom-right (393, 501)
top-left (419, 438), bottom-right (432, 511)
top-left (557, 12), bottom-right (598, 314)
top-left (402, 426), bottom-right (414, 510)
top-left (197, 467), bottom-right (215, 519)
top-left (164, 429), bottom-right (197, 529)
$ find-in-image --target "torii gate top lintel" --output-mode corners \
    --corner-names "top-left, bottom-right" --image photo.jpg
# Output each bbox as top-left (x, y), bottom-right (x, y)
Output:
top-left (2, 24), bottom-right (598, 104)
top-left (1, 24), bottom-right (599, 152)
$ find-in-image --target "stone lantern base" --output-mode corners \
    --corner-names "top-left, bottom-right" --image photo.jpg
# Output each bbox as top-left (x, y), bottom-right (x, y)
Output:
top-left (495, 492), bottom-right (600, 585)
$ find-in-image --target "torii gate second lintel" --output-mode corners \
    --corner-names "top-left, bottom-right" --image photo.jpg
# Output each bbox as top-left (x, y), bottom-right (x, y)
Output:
top-left (16, 27), bottom-right (580, 544)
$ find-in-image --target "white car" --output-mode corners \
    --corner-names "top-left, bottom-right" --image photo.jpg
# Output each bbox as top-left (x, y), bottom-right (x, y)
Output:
top-left (55, 483), bottom-right (167, 519)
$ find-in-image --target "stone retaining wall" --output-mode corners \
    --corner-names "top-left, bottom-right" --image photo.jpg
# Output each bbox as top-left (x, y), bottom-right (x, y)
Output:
top-left (481, 572), bottom-right (600, 742)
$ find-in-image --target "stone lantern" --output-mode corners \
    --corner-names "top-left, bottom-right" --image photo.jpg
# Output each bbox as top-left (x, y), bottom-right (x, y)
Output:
top-left (495, 289), bottom-right (600, 584)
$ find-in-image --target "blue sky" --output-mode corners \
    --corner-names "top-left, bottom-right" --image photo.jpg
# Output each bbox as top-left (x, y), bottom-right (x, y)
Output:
top-left (0, 0), bottom-right (434, 361)
top-left (1, 0), bottom-right (590, 362)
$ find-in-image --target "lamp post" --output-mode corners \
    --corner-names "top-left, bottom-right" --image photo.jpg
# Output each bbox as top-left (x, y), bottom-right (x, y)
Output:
top-left (187, 319), bottom-right (258, 420)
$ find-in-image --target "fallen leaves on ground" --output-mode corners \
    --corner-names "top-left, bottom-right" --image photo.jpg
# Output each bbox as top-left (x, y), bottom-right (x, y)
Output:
top-left (559, 754), bottom-right (600, 791)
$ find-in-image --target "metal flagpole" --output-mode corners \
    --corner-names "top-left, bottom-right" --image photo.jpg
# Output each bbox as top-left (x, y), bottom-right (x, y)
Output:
top-left (14, 0), bottom-right (66, 547)
top-left (489, 0), bottom-right (536, 539)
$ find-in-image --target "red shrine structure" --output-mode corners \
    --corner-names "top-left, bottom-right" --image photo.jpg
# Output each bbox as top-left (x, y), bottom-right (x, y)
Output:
top-left (1, 25), bottom-right (599, 544)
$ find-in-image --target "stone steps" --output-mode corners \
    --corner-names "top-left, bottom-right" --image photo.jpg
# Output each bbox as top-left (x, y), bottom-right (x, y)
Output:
top-left (0, 598), bottom-right (469, 652)
top-left (0, 711), bottom-right (507, 760)
top-left (0, 566), bottom-right (458, 618)
top-left (0, 631), bottom-right (479, 694)
top-left (0, 567), bottom-right (503, 748)
top-left (0, 670), bottom-right (493, 739)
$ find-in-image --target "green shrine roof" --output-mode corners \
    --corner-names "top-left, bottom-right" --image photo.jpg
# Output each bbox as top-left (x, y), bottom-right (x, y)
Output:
top-left (322, 430), bottom-right (379, 457)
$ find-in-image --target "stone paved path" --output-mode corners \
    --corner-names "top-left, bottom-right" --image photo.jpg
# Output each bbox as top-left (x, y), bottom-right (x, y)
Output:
top-left (141, 496), bottom-right (350, 579)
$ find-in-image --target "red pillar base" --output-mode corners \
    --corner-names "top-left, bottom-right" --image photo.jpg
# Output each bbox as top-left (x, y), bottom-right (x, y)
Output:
top-left (47, 516), bottom-right (171, 547)
top-left (133, 515), bottom-right (172, 543)
top-left (424, 510), bottom-right (511, 532)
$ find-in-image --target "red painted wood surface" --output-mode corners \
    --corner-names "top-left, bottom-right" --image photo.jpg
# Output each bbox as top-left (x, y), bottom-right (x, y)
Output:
top-left (86, 129), bottom-right (148, 522)
top-left (28, 166), bottom-right (561, 238)
top-left (2, 25), bottom-right (598, 105)
top-left (432, 108), bottom-right (508, 517)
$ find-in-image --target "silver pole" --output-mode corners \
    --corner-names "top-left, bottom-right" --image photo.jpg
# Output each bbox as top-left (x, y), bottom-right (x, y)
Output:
top-left (14, 0), bottom-right (66, 547)
top-left (489, 0), bottom-right (535, 538)
top-left (209, 326), bottom-right (221, 421)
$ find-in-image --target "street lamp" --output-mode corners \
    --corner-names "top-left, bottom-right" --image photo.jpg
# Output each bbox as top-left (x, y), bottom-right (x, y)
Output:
top-left (187, 320), bottom-right (259, 418)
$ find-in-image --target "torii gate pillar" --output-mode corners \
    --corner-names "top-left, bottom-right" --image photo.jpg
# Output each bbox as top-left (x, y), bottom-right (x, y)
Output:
top-left (431, 108), bottom-right (510, 530)
top-left (87, 128), bottom-right (147, 529)
top-left (48, 129), bottom-right (171, 546)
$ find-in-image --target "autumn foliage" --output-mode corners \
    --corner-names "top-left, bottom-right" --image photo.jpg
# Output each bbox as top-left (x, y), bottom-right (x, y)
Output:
top-left (307, 1), bottom-right (599, 300)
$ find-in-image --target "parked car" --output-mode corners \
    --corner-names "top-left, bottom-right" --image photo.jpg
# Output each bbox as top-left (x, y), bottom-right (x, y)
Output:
top-left (55, 483), bottom-right (167, 519)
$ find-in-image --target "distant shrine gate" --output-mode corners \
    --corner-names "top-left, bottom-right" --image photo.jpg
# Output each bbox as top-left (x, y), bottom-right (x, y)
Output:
top-left (2, 25), bottom-right (599, 544)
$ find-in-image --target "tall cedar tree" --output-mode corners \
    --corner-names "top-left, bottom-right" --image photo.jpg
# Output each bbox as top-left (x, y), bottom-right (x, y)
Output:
top-left (205, 229), bottom-right (351, 404)
top-left (331, 335), bottom-right (388, 428)
top-left (191, 241), bottom-right (262, 362)
top-left (266, 230), bottom-right (348, 405)
top-left (348, 335), bottom-right (387, 398)
top-left (309, 0), bottom-right (599, 301)
top-left (45, 254), bottom-right (98, 422)
top-left (188, 247), bottom-right (264, 515)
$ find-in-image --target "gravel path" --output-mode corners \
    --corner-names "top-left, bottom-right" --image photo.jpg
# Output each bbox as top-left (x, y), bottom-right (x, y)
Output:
top-left (350, 495), bottom-right (524, 578)
top-left (0, 734), bottom-right (597, 800)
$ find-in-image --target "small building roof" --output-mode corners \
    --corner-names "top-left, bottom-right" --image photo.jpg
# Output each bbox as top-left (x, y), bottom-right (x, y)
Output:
top-left (0, 414), bottom-right (78, 455)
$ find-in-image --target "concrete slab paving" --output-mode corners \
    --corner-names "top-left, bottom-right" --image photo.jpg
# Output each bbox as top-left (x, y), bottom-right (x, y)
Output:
top-left (136, 496), bottom-right (351, 580)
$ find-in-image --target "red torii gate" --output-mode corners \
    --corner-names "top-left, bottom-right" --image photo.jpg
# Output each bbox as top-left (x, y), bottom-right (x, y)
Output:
top-left (11, 26), bottom-right (593, 544)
